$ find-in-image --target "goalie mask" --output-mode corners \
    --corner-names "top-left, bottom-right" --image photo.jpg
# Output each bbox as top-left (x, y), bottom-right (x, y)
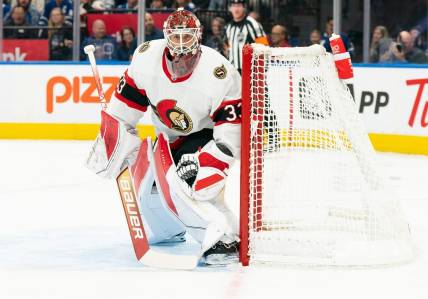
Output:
top-left (163, 8), bottom-right (202, 78)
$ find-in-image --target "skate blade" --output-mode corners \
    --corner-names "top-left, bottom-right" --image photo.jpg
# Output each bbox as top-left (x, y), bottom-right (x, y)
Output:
top-left (154, 230), bottom-right (187, 246)
top-left (156, 235), bottom-right (186, 245)
top-left (204, 253), bottom-right (238, 266)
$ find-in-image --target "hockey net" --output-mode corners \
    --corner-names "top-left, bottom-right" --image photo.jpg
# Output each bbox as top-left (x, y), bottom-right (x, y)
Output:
top-left (239, 44), bottom-right (413, 266)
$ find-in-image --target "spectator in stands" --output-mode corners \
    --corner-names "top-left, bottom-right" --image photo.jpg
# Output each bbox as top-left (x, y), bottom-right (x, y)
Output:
top-left (91, 0), bottom-right (109, 10)
top-left (386, 31), bottom-right (427, 64)
top-left (4, 5), bottom-right (36, 38)
top-left (81, 19), bottom-right (117, 60)
top-left (43, 0), bottom-right (72, 21)
top-left (288, 25), bottom-right (300, 46)
top-left (309, 29), bottom-right (321, 45)
top-left (150, 0), bottom-right (166, 9)
top-left (144, 12), bottom-right (164, 41)
top-left (13, 0), bottom-right (45, 13)
top-left (204, 16), bottom-right (227, 57)
top-left (80, 0), bottom-right (109, 15)
top-left (192, 0), bottom-right (208, 9)
top-left (225, 0), bottom-right (268, 72)
top-left (117, 26), bottom-right (136, 61)
top-left (97, 0), bottom-right (115, 9)
top-left (4, 0), bottom-right (40, 25)
top-left (48, 7), bottom-right (72, 60)
top-left (321, 17), bottom-right (353, 57)
top-left (9, 0), bottom-right (44, 11)
top-left (172, 0), bottom-right (196, 11)
top-left (270, 24), bottom-right (290, 47)
top-left (369, 25), bottom-right (391, 63)
top-left (113, 0), bottom-right (126, 8)
top-left (208, 0), bottom-right (226, 10)
top-left (3, 1), bottom-right (11, 18)
top-left (117, 0), bottom-right (138, 10)
top-left (322, 17), bottom-right (333, 40)
top-left (410, 26), bottom-right (425, 51)
top-left (17, 0), bottom-right (39, 25)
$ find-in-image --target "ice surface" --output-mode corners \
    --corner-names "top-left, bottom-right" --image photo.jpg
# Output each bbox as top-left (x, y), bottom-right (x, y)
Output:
top-left (0, 140), bottom-right (427, 299)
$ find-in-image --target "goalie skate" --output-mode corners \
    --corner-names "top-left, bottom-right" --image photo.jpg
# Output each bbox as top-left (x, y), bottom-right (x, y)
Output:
top-left (203, 241), bottom-right (240, 265)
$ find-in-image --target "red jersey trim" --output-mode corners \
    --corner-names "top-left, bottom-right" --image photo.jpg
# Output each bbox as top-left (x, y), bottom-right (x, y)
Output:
top-left (162, 48), bottom-right (193, 83)
top-left (169, 136), bottom-right (187, 150)
top-left (114, 91), bottom-right (148, 112)
top-left (214, 119), bottom-right (241, 126)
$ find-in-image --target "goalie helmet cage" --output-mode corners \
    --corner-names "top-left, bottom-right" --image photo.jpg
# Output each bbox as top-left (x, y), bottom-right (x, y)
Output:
top-left (239, 44), bottom-right (413, 267)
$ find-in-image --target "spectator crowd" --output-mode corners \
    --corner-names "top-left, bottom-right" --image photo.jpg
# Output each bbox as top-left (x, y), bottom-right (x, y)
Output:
top-left (2, 0), bottom-right (428, 64)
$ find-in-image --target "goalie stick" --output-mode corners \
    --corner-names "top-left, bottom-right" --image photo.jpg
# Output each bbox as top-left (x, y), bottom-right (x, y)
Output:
top-left (84, 45), bottom-right (201, 270)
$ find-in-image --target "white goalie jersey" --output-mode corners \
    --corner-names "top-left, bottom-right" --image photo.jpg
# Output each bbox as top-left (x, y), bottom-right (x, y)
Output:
top-left (109, 39), bottom-right (242, 159)
top-left (86, 10), bottom-right (242, 266)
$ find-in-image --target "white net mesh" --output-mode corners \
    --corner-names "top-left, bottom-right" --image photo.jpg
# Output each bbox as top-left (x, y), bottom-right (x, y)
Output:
top-left (245, 44), bottom-right (413, 266)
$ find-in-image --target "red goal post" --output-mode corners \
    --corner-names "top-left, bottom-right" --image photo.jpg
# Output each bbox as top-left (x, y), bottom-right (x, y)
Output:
top-left (239, 44), bottom-right (253, 267)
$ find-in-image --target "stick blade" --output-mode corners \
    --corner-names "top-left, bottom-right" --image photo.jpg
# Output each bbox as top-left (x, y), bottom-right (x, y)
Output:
top-left (140, 249), bottom-right (201, 270)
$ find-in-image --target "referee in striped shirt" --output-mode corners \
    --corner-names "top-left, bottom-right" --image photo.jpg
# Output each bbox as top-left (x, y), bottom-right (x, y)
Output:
top-left (225, 0), bottom-right (269, 73)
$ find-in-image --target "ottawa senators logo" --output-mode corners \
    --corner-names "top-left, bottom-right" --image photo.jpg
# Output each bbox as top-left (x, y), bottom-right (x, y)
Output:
top-left (213, 64), bottom-right (227, 79)
top-left (138, 41), bottom-right (150, 53)
top-left (152, 99), bottom-right (193, 133)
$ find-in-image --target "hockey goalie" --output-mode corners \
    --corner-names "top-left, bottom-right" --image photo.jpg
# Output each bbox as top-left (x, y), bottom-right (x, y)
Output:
top-left (86, 9), bottom-right (241, 266)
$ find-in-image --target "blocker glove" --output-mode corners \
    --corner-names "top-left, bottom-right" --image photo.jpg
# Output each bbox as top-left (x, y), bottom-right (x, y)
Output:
top-left (85, 110), bottom-right (141, 179)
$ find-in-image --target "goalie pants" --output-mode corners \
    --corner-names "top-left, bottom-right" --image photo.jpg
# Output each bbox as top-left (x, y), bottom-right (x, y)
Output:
top-left (167, 128), bottom-right (214, 165)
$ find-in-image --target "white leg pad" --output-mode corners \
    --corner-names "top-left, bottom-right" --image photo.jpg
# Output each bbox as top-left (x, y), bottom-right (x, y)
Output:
top-left (129, 138), bottom-right (185, 245)
top-left (151, 133), bottom-right (238, 252)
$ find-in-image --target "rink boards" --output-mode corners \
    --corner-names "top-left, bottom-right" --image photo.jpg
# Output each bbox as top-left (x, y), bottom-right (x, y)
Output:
top-left (0, 62), bottom-right (427, 155)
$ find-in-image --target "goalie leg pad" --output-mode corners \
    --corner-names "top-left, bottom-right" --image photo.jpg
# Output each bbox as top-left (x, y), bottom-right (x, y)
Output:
top-left (152, 133), bottom-right (239, 253)
top-left (137, 174), bottom-right (186, 245)
top-left (130, 138), bottom-right (186, 244)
